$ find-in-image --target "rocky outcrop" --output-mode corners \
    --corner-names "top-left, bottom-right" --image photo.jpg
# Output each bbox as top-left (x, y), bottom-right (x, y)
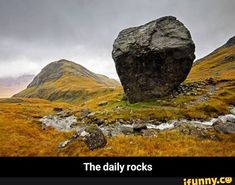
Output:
top-left (112, 16), bottom-right (195, 103)
top-left (213, 112), bottom-right (235, 134)
top-left (223, 36), bottom-right (235, 48)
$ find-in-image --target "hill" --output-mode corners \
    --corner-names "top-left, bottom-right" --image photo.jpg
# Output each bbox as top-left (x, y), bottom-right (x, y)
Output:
top-left (0, 75), bottom-right (34, 98)
top-left (188, 36), bottom-right (235, 81)
top-left (14, 59), bottom-right (120, 103)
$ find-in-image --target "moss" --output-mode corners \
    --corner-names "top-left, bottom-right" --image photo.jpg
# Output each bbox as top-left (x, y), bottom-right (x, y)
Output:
top-left (85, 124), bottom-right (98, 133)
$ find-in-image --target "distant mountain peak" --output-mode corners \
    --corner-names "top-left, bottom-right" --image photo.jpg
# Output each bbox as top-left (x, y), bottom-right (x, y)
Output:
top-left (14, 59), bottom-right (119, 102)
top-left (0, 74), bottom-right (34, 98)
top-left (224, 36), bottom-right (235, 48)
top-left (27, 59), bottom-right (103, 88)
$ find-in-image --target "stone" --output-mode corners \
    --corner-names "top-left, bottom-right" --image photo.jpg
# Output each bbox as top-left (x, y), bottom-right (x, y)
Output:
top-left (58, 140), bottom-right (71, 148)
top-left (141, 129), bottom-right (158, 137)
top-left (118, 125), bottom-right (134, 134)
top-left (176, 122), bottom-right (217, 140)
top-left (87, 112), bottom-right (96, 118)
top-left (81, 125), bottom-right (107, 150)
top-left (230, 108), bottom-right (235, 115)
top-left (96, 119), bottom-right (105, 126)
top-left (80, 108), bottom-right (91, 118)
top-left (112, 16), bottom-right (195, 103)
top-left (213, 122), bottom-right (235, 134)
top-left (53, 107), bottom-right (63, 112)
top-left (98, 101), bottom-right (108, 106)
top-left (57, 111), bottom-right (72, 118)
top-left (217, 114), bottom-right (235, 124)
top-left (133, 123), bottom-right (147, 132)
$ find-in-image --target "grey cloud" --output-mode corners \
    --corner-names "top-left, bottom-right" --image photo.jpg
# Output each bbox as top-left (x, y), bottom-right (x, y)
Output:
top-left (0, 0), bottom-right (234, 78)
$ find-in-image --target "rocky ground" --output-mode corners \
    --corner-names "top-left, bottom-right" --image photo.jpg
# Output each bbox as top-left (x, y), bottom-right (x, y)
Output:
top-left (39, 105), bottom-right (235, 150)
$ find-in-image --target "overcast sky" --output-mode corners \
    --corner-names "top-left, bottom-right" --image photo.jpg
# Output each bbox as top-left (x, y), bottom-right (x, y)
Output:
top-left (0, 0), bottom-right (234, 79)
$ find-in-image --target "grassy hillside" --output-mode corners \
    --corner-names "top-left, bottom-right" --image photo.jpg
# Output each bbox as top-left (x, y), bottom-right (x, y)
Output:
top-left (187, 45), bottom-right (235, 81)
top-left (14, 60), bottom-right (119, 103)
top-left (15, 75), bottom-right (119, 103)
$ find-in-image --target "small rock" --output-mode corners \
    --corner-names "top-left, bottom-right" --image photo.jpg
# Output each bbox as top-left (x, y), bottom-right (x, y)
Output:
top-left (80, 108), bottom-right (91, 118)
top-left (118, 125), bottom-right (134, 134)
top-left (218, 114), bottom-right (235, 123)
top-left (96, 119), bottom-right (105, 126)
top-left (53, 107), bottom-right (63, 112)
top-left (119, 119), bottom-right (124, 123)
top-left (206, 77), bottom-right (217, 85)
top-left (58, 140), bottom-right (71, 148)
top-left (230, 108), bottom-right (235, 115)
top-left (82, 125), bottom-right (107, 150)
top-left (213, 122), bottom-right (235, 134)
top-left (133, 124), bottom-right (147, 132)
top-left (87, 112), bottom-right (96, 118)
top-left (176, 122), bottom-right (215, 139)
top-left (141, 129), bottom-right (158, 137)
top-left (98, 101), bottom-right (108, 106)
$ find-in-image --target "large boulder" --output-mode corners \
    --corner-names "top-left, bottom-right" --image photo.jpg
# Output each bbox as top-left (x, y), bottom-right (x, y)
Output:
top-left (112, 16), bottom-right (195, 103)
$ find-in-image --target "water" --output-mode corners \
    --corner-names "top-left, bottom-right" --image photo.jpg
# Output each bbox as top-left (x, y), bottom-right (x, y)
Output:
top-left (39, 107), bottom-right (235, 135)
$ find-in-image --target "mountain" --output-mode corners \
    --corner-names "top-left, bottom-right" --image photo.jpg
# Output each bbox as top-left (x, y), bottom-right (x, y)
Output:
top-left (0, 75), bottom-right (34, 98)
top-left (14, 59), bottom-right (120, 103)
top-left (187, 36), bottom-right (235, 81)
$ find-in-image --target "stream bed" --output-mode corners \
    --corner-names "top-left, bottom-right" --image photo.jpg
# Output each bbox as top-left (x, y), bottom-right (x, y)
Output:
top-left (39, 107), bottom-right (235, 136)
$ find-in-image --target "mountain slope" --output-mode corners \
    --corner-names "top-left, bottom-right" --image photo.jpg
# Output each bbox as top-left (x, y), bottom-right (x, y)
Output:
top-left (187, 36), bottom-right (235, 81)
top-left (0, 75), bottom-right (34, 98)
top-left (14, 59), bottom-right (120, 103)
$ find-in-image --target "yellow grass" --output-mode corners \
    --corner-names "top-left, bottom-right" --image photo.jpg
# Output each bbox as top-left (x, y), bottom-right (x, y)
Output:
top-left (0, 98), bottom-right (234, 156)
top-left (59, 131), bottom-right (235, 156)
top-left (188, 46), bottom-right (235, 81)
top-left (0, 98), bottom-right (75, 156)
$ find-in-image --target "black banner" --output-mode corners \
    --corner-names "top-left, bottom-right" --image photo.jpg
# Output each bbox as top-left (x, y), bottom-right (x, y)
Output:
top-left (0, 178), bottom-right (184, 185)
top-left (0, 157), bottom-right (234, 177)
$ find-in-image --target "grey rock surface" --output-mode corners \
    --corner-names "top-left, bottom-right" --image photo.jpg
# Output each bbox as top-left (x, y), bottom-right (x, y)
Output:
top-left (112, 16), bottom-right (195, 103)
top-left (81, 125), bottom-right (107, 150)
top-left (213, 122), bottom-right (235, 134)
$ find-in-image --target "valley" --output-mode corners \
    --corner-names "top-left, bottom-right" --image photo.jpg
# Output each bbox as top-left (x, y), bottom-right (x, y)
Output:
top-left (0, 36), bottom-right (234, 156)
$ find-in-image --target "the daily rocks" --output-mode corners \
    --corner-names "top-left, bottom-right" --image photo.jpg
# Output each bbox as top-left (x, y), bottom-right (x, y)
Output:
top-left (112, 16), bottom-right (195, 103)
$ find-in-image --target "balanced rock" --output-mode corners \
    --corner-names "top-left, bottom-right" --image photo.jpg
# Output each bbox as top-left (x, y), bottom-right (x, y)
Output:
top-left (112, 16), bottom-right (195, 103)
